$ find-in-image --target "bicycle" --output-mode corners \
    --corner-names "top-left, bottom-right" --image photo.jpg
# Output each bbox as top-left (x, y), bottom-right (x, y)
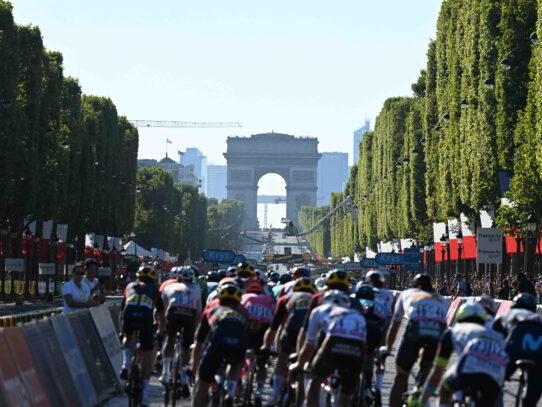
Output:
top-left (238, 349), bottom-right (256, 407)
top-left (502, 359), bottom-right (536, 407)
top-left (164, 332), bottom-right (187, 406)
top-left (126, 336), bottom-right (142, 407)
top-left (280, 353), bottom-right (305, 407)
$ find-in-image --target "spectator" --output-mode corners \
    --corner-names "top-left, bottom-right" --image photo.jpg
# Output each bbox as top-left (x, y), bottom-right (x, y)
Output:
top-left (83, 258), bottom-right (105, 305)
top-left (454, 274), bottom-right (467, 298)
top-left (62, 263), bottom-right (97, 313)
top-left (535, 276), bottom-right (542, 304)
top-left (498, 279), bottom-right (512, 300)
top-left (516, 272), bottom-right (536, 297)
top-left (509, 280), bottom-right (519, 300)
top-left (438, 282), bottom-right (448, 296)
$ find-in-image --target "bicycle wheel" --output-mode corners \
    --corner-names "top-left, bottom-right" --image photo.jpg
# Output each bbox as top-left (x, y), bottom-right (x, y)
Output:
top-left (172, 355), bottom-right (181, 407)
top-left (128, 361), bottom-right (141, 407)
top-left (242, 365), bottom-right (254, 406)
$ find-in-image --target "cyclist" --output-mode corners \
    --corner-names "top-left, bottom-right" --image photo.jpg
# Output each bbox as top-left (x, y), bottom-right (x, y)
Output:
top-left (159, 267), bottom-right (202, 393)
top-left (272, 273), bottom-right (292, 298)
top-left (241, 276), bottom-right (276, 404)
top-left (190, 264), bottom-right (208, 305)
top-left (119, 265), bottom-right (165, 407)
top-left (355, 283), bottom-right (387, 405)
top-left (225, 266), bottom-right (237, 278)
top-left (277, 267), bottom-right (311, 298)
top-left (475, 294), bottom-right (498, 327)
top-left (267, 271), bottom-right (280, 288)
top-left (236, 262), bottom-right (257, 278)
top-left (292, 289), bottom-right (365, 407)
top-left (383, 273), bottom-right (447, 407)
top-left (408, 303), bottom-right (508, 407)
top-left (191, 282), bottom-right (249, 407)
top-left (365, 270), bottom-right (395, 319)
top-left (492, 293), bottom-right (542, 406)
top-left (261, 277), bottom-right (316, 406)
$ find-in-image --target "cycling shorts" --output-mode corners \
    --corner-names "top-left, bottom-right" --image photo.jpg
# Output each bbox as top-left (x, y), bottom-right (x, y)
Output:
top-left (247, 323), bottom-right (269, 350)
top-left (395, 335), bottom-right (438, 375)
top-left (280, 328), bottom-right (299, 355)
top-left (123, 309), bottom-right (154, 351)
top-left (443, 372), bottom-right (500, 407)
top-left (198, 339), bottom-right (247, 383)
top-left (165, 311), bottom-right (196, 349)
top-left (311, 337), bottom-right (365, 394)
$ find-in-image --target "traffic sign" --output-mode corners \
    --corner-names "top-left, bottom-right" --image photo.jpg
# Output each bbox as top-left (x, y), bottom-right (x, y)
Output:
top-left (360, 258), bottom-right (378, 268)
top-left (345, 262), bottom-right (362, 271)
top-left (232, 254), bottom-right (246, 265)
top-left (203, 250), bottom-right (235, 263)
top-left (375, 253), bottom-right (404, 265)
top-left (403, 248), bottom-right (420, 271)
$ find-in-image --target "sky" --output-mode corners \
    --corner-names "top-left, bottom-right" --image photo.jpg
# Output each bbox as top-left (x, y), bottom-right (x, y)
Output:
top-left (12, 0), bottom-right (442, 170)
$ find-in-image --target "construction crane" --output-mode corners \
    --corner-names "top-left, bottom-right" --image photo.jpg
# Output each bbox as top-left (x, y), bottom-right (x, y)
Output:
top-left (129, 120), bottom-right (242, 128)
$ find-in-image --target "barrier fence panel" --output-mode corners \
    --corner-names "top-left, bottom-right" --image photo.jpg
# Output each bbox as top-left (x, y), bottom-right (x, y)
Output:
top-left (67, 311), bottom-right (118, 402)
top-left (50, 315), bottom-right (98, 407)
top-left (107, 302), bottom-right (122, 334)
top-left (22, 320), bottom-right (81, 407)
top-left (90, 304), bottom-right (123, 387)
top-left (496, 300), bottom-right (513, 317)
top-left (0, 328), bottom-right (51, 407)
top-left (446, 298), bottom-right (464, 326)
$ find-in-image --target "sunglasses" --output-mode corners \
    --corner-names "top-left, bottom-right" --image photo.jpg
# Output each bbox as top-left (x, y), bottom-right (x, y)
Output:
top-left (74, 271), bottom-right (85, 275)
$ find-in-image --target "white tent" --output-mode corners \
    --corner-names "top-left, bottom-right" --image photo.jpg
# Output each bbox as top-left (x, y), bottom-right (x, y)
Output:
top-left (123, 241), bottom-right (153, 258)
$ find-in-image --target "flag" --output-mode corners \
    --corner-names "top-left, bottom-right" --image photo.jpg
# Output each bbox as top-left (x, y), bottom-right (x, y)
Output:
top-left (166, 138), bottom-right (173, 144)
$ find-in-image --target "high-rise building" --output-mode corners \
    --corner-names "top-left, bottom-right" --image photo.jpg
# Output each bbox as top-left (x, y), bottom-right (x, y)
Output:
top-left (353, 119), bottom-right (370, 164)
top-left (317, 152), bottom-right (349, 206)
top-left (179, 148), bottom-right (207, 194)
top-left (207, 165), bottom-right (227, 202)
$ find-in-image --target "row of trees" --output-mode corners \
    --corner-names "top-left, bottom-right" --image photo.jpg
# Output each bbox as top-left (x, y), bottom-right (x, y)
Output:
top-left (300, 0), bottom-right (542, 260)
top-left (0, 1), bottom-right (138, 240)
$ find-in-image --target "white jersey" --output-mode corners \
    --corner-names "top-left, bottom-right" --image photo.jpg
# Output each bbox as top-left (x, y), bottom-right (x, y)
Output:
top-left (162, 281), bottom-right (201, 315)
top-left (306, 302), bottom-right (337, 345)
top-left (445, 323), bottom-right (508, 386)
top-left (374, 287), bottom-right (395, 318)
top-left (306, 303), bottom-right (366, 345)
top-left (393, 288), bottom-right (447, 338)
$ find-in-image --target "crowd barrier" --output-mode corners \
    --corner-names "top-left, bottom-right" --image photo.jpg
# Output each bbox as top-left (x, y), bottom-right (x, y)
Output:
top-left (0, 301), bottom-right (123, 407)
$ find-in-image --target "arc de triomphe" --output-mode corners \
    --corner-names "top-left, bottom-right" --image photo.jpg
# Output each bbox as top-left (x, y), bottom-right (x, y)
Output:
top-left (224, 133), bottom-right (321, 230)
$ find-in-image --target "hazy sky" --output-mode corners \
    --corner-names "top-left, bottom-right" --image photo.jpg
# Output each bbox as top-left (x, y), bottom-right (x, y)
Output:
top-left (12, 0), bottom-right (442, 168)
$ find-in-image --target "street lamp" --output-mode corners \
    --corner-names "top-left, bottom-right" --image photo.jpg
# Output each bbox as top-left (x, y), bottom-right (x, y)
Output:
top-left (525, 214), bottom-right (538, 279)
top-left (23, 228), bottom-right (32, 297)
top-left (457, 230), bottom-right (463, 277)
top-left (440, 234), bottom-right (447, 283)
top-left (419, 246), bottom-right (425, 274)
top-left (513, 220), bottom-right (523, 275)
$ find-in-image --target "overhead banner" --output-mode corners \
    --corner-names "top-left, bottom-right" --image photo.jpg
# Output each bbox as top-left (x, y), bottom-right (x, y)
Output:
top-left (273, 254), bottom-right (303, 264)
top-left (476, 228), bottom-right (503, 264)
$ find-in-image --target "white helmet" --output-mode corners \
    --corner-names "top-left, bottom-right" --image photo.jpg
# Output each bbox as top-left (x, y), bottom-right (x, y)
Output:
top-left (169, 266), bottom-right (179, 279)
top-left (226, 266), bottom-right (236, 277)
top-left (178, 266), bottom-right (194, 282)
top-left (365, 270), bottom-right (385, 284)
top-left (322, 289), bottom-right (350, 308)
top-left (476, 295), bottom-right (498, 316)
top-left (315, 277), bottom-right (326, 290)
top-left (456, 303), bottom-right (487, 324)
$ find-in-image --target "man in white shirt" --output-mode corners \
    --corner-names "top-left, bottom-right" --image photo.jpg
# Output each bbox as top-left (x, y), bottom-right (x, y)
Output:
top-left (83, 258), bottom-right (105, 304)
top-left (62, 263), bottom-right (96, 313)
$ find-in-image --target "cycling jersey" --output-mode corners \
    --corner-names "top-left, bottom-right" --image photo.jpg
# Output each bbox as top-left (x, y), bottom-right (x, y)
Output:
top-left (393, 288), bottom-right (446, 339)
top-left (271, 291), bottom-right (312, 353)
top-left (242, 292), bottom-right (275, 349)
top-left (359, 299), bottom-right (387, 349)
top-left (277, 280), bottom-right (296, 298)
top-left (161, 281), bottom-right (202, 317)
top-left (302, 290), bottom-right (362, 330)
top-left (159, 278), bottom-right (177, 294)
top-left (374, 287), bottom-right (395, 318)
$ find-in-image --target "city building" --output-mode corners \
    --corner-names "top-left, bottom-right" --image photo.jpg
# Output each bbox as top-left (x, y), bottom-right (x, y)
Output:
top-left (317, 152), bottom-right (349, 206)
top-left (207, 165), bottom-right (227, 202)
top-left (179, 148), bottom-right (207, 194)
top-left (137, 155), bottom-right (199, 186)
top-left (353, 119), bottom-right (370, 164)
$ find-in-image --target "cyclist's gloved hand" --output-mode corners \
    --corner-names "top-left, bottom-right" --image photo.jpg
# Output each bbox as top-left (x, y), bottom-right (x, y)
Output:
top-left (378, 345), bottom-right (390, 358)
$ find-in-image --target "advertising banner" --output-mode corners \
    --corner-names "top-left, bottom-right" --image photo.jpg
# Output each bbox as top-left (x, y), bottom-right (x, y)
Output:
top-left (476, 228), bottom-right (503, 264)
top-left (5, 258), bottom-right (24, 272)
top-left (375, 253), bottom-right (404, 266)
top-left (90, 305), bottom-right (123, 387)
top-left (38, 263), bottom-right (55, 275)
top-left (272, 254), bottom-right (303, 264)
top-left (403, 248), bottom-right (420, 271)
top-left (344, 262), bottom-right (362, 271)
top-left (203, 250), bottom-right (235, 263)
top-left (360, 258), bottom-right (378, 268)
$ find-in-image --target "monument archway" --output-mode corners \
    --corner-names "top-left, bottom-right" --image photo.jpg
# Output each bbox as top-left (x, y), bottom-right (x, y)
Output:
top-left (224, 133), bottom-right (321, 230)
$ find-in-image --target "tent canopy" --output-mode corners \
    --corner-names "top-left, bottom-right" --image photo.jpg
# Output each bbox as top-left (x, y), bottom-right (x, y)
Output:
top-left (123, 241), bottom-right (153, 258)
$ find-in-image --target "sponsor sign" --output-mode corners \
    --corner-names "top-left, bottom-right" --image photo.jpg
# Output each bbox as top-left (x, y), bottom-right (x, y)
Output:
top-left (360, 258), bottom-right (378, 268)
top-left (38, 263), bottom-right (56, 275)
top-left (203, 250), bottom-right (235, 263)
top-left (273, 254), bottom-right (303, 264)
top-left (246, 259), bottom-right (258, 267)
top-left (332, 264), bottom-right (346, 270)
top-left (5, 258), bottom-right (24, 272)
top-left (375, 253), bottom-right (404, 266)
top-left (476, 228), bottom-right (503, 264)
top-left (344, 262), bottom-right (362, 271)
top-left (231, 254), bottom-right (246, 265)
top-left (403, 248), bottom-right (420, 271)
top-left (98, 267), bottom-right (111, 277)
top-left (264, 254), bottom-right (274, 262)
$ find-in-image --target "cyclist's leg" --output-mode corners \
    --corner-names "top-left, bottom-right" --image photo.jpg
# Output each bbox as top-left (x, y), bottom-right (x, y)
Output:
top-left (308, 344), bottom-right (334, 406)
top-left (441, 372), bottom-right (500, 407)
top-left (268, 331), bottom-right (295, 402)
top-left (181, 315), bottom-right (196, 366)
top-left (363, 345), bottom-right (376, 396)
top-left (523, 367), bottom-right (542, 407)
top-left (389, 336), bottom-right (420, 407)
top-left (253, 325), bottom-right (269, 399)
top-left (338, 344), bottom-right (365, 407)
top-left (120, 312), bottom-right (138, 375)
top-left (418, 338), bottom-right (438, 386)
top-left (193, 343), bottom-right (221, 405)
top-left (225, 359), bottom-right (244, 398)
top-left (140, 322), bottom-right (157, 404)
top-left (161, 311), bottom-right (179, 381)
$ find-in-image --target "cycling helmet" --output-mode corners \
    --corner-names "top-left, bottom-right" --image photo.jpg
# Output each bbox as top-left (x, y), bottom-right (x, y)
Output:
top-left (293, 267), bottom-right (311, 280)
top-left (207, 271), bottom-right (220, 283)
top-left (217, 283), bottom-right (242, 304)
top-left (190, 264), bottom-right (200, 277)
top-left (355, 283), bottom-right (375, 301)
top-left (476, 295), bottom-right (498, 316)
top-left (512, 292), bottom-right (537, 312)
top-left (325, 269), bottom-right (349, 290)
top-left (226, 266), bottom-right (237, 277)
top-left (236, 262), bottom-right (256, 277)
top-left (322, 289), bottom-right (350, 307)
top-left (246, 276), bottom-right (264, 294)
top-left (348, 277), bottom-right (357, 286)
top-left (168, 266), bottom-right (179, 279)
top-left (315, 277), bottom-right (326, 290)
top-left (255, 268), bottom-right (266, 280)
top-left (293, 277), bottom-right (316, 293)
top-left (269, 271), bottom-right (280, 282)
top-left (137, 264), bottom-right (157, 281)
top-left (279, 273), bottom-right (293, 284)
top-left (455, 303), bottom-right (487, 324)
top-left (218, 269), bottom-right (227, 280)
top-left (178, 266), bottom-right (194, 282)
top-left (412, 273), bottom-right (433, 291)
top-left (365, 270), bottom-right (385, 285)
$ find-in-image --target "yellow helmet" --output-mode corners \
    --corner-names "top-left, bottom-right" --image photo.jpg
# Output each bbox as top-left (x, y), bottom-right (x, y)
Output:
top-left (217, 283), bottom-right (243, 303)
top-left (137, 265), bottom-right (157, 281)
top-left (325, 269), bottom-right (349, 289)
top-left (293, 277), bottom-right (316, 293)
top-left (235, 262), bottom-right (256, 277)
